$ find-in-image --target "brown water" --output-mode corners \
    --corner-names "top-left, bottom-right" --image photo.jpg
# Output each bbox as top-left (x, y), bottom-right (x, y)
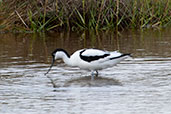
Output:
top-left (0, 29), bottom-right (171, 114)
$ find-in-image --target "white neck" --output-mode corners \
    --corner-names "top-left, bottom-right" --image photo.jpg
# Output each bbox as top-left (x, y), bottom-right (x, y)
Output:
top-left (62, 54), bottom-right (72, 66)
top-left (56, 52), bottom-right (72, 66)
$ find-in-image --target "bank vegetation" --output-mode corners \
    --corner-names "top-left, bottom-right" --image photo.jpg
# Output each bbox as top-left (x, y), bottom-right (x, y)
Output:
top-left (0, 0), bottom-right (170, 32)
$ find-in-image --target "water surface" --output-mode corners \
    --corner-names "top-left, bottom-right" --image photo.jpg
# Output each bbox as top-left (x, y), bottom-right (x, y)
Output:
top-left (0, 29), bottom-right (171, 114)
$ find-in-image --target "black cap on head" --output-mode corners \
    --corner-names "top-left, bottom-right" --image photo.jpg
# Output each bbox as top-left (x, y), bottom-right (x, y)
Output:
top-left (51, 48), bottom-right (70, 58)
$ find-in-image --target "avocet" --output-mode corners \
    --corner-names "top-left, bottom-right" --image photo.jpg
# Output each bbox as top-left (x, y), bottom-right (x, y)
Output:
top-left (45, 48), bottom-right (131, 79)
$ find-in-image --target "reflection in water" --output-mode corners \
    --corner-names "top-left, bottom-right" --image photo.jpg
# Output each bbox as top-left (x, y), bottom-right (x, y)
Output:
top-left (64, 76), bottom-right (122, 87)
top-left (0, 28), bottom-right (171, 114)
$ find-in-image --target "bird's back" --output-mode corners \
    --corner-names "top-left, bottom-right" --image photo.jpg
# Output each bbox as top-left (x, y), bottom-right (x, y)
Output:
top-left (69, 49), bottom-right (130, 70)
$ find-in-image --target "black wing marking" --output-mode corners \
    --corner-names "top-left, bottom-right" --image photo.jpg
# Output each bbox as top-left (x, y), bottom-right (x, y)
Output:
top-left (109, 54), bottom-right (131, 60)
top-left (80, 49), bottom-right (110, 62)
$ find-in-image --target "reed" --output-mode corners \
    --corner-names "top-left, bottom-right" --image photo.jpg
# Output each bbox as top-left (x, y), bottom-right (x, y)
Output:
top-left (0, 0), bottom-right (170, 32)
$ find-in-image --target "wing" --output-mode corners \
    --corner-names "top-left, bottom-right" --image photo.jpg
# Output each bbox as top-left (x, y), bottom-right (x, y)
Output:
top-left (80, 49), bottom-right (110, 62)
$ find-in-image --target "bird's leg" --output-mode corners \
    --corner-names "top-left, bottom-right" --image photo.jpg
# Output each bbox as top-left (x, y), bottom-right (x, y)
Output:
top-left (90, 70), bottom-right (98, 80)
top-left (95, 70), bottom-right (98, 77)
top-left (91, 71), bottom-right (95, 81)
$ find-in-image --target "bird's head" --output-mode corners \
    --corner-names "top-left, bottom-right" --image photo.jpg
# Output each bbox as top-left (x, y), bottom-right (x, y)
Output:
top-left (52, 48), bottom-right (70, 60)
top-left (45, 48), bottom-right (70, 75)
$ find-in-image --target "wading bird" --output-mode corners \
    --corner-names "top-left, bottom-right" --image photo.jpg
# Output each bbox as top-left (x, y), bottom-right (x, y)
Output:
top-left (45, 48), bottom-right (131, 79)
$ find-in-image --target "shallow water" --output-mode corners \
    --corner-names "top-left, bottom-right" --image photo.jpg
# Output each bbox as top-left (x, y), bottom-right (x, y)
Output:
top-left (0, 29), bottom-right (171, 114)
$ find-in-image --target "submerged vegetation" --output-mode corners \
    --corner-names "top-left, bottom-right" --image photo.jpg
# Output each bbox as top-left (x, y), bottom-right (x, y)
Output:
top-left (0, 0), bottom-right (170, 32)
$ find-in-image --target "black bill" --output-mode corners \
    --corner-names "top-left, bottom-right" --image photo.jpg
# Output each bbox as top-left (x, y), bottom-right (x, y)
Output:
top-left (44, 58), bottom-right (55, 75)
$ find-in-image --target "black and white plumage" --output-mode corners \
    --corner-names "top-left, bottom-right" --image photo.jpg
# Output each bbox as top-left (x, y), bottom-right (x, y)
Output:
top-left (45, 48), bottom-right (131, 78)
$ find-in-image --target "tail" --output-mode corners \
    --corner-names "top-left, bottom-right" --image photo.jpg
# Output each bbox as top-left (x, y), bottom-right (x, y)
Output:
top-left (122, 53), bottom-right (132, 57)
top-left (110, 53), bottom-right (131, 60)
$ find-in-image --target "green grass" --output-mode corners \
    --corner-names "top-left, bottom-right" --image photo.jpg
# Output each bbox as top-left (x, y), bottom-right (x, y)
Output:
top-left (0, 0), bottom-right (170, 33)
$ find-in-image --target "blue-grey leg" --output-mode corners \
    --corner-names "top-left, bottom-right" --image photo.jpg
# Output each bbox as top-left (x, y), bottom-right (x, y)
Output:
top-left (91, 70), bottom-right (99, 80)
top-left (91, 71), bottom-right (95, 81)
